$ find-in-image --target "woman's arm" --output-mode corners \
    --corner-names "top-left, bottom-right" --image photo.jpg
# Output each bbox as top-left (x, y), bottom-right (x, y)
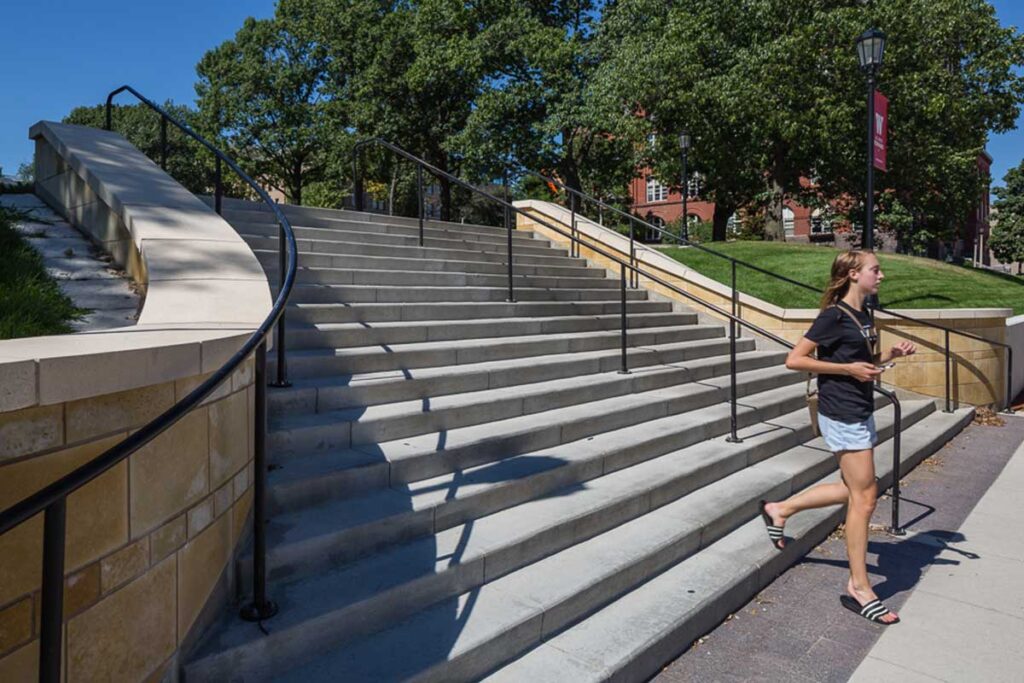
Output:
top-left (878, 340), bottom-right (917, 364)
top-left (785, 337), bottom-right (882, 382)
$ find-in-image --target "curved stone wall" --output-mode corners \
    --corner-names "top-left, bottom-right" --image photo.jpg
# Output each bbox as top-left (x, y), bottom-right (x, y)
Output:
top-left (0, 122), bottom-right (271, 681)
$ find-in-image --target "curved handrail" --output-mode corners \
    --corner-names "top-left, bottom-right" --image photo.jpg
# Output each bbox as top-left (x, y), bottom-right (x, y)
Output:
top-left (514, 166), bottom-right (1015, 412)
top-left (1, 85), bottom-right (297, 682)
top-left (1, 84), bottom-right (297, 532)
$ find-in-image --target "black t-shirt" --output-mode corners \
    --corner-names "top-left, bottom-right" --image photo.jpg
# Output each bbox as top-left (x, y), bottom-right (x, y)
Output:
top-left (804, 303), bottom-right (876, 423)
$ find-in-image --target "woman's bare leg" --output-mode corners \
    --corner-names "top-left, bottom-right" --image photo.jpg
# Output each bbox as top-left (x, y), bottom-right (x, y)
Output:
top-left (762, 480), bottom-right (848, 548)
top-left (838, 448), bottom-right (898, 623)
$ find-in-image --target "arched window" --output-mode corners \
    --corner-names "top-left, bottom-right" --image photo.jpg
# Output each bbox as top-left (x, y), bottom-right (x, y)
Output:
top-left (646, 215), bottom-right (665, 242)
top-left (783, 207), bottom-right (795, 236)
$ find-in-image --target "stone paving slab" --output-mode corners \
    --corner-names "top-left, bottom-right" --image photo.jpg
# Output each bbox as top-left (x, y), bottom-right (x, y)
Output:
top-left (654, 412), bottom-right (1024, 683)
top-left (1, 192), bottom-right (140, 332)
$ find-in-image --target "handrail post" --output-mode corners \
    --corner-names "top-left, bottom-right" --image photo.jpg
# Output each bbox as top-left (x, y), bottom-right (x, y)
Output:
top-left (726, 260), bottom-right (742, 443)
top-left (353, 150), bottom-right (364, 212)
top-left (417, 164), bottom-right (425, 246)
top-left (570, 194), bottom-right (577, 259)
top-left (890, 395), bottom-right (905, 535)
top-left (1004, 346), bottom-right (1015, 413)
top-left (505, 171), bottom-right (514, 302)
top-left (214, 157), bottom-right (223, 215)
top-left (629, 222), bottom-right (637, 289)
top-left (619, 263), bottom-right (629, 374)
top-left (39, 498), bottom-right (67, 683)
top-left (270, 222), bottom-right (291, 388)
top-left (241, 341), bottom-right (279, 622)
top-left (159, 115), bottom-right (168, 170)
top-left (731, 258), bottom-right (741, 339)
top-left (944, 329), bottom-right (952, 413)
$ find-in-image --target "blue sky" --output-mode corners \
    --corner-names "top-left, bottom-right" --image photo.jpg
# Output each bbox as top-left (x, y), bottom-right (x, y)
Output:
top-left (2, 1), bottom-right (1023, 190)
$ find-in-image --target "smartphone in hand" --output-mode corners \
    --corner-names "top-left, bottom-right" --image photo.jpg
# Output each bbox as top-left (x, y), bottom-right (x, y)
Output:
top-left (875, 361), bottom-right (897, 371)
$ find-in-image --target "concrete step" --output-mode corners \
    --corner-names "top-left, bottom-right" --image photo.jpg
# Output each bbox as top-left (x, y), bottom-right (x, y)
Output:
top-left (276, 283), bottom-right (649, 305)
top-left (257, 366), bottom-right (806, 580)
top-left (231, 216), bottom-right (544, 248)
top-left (483, 408), bottom-right (974, 683)
top-left (253, 234), bottom-right (570, 266)
top-left (284, 311), bottom-right (694, 350)
top-left (267, 346), bottom-right (779, 466)
top-left (271, 323), bottom-right (721, 378)
top-left (285, 299), bottom-right (672, 325)
top-left (255, 249), bottom-right (601, 280)
top-left (240, 228), bottom-right (557, 258)
top-left (266, 350), bottom-right (785, 511)
top-left (269, 335), bottom-right (753, 414)
top-left (262, 263), bottom-right (619, 290)
top-left (186, 401), bottom-right (955, 682)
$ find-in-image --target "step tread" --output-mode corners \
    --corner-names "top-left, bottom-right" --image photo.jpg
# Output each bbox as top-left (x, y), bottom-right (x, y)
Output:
top-left (251, 404), bottom-right (958, 683)
top-left (286, 311), bottom-right (690, 333)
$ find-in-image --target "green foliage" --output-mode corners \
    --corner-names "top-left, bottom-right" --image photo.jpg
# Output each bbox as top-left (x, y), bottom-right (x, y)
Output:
top-left (195, 14), bottom-right (339, 205)
top-left (990, 159), bottom-right (1024, 269)
top-left (0, 207), bottom-right (87, 339)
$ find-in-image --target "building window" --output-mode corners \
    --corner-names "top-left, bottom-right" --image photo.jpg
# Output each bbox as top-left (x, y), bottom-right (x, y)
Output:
top-left (783, 207), bottom-right (795, 236)
top-left (646, 177), bottom-right (669, 203)
top-left (645, 215), bottom-right (665, 242)
top-left (686, 174), bottom-right (701, 199)
top-left (810, 209), bottom-right (832, 234)
top-left (727, 213), bottom-right (740, 235)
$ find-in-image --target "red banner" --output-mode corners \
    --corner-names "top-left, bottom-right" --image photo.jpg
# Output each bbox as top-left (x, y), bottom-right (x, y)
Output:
top-left (873, 91), bottom-right (888, 172)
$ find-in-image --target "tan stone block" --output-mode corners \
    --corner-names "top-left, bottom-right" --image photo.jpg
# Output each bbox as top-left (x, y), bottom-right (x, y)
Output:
top-left (100, 537), bottom-right (149, 594)
top-left (0, 639), bottom-right (38, 681)
top-left (177, 512), bottom-right (231, 637)
top-left (150, 515), bottom-right (186, 564)
top-left (129, 409), bottom-right (209, 538)
top-left (0, 517), bottom-right (41, 607)
top-left (0, 358), bottom-right (37, 414)
top-left (0, 597), bottom-right (32, 655)
top-left (64, 562), bottom-right (100, 618)
top-left (231, 358), bottom-right (254, 392)
top-left (174, 371), bottom-right (231, 407)
top-left (208, 390), bottom-right (248, 490)
top-left (67, 555), bottom-right (176, 683)
top-left (0, 404), bottom-right (63, 463)
top-left (232, 466), bottom-right (249, 502)
top-left (0, 433), bottom-right (123, 511)
top-left (66, 382), bottom-right (174, 444)
top-left (232, 488), bottom-right (253, 544)
top-left (67, 460), bottom-right (129, 571)
top-left (143, 657), bottom-right (174, 683)
top-left (187, 497), bottom-right (214, 539)
top-left (213, 483), bottom-right (232, 519)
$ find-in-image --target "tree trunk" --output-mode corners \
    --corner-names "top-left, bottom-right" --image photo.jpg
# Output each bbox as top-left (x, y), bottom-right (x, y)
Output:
top-left (764, 146), bottom-right (786, 241)
top-left (712, 203), bottom-right (733, 242)
top-left (292, 160), bottom-right (303, 206)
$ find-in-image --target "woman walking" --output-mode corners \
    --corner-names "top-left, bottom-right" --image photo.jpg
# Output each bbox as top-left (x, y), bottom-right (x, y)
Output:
top-left (761, 250), bottom-right (915, 625)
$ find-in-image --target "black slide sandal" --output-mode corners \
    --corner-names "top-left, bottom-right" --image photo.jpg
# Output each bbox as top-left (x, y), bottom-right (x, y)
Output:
top-left (840, 595), bottom-right (900, 625)
top-left (759, 500), bottom-right (785, 550)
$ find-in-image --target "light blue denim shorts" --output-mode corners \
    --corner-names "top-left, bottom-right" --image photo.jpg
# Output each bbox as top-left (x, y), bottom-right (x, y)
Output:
top-left (819, 413), bottom-right (877, 452)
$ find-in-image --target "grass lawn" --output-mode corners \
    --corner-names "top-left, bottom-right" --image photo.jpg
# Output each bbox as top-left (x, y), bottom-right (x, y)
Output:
top-left (661, 241), bottom-right (1024, 316)
top-left (0, 204), bottom-right (86, 338)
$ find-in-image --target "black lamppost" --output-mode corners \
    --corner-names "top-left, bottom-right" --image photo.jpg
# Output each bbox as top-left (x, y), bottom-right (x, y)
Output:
top-left (679, 132), bottom-right (691, 242)
top-left (856, 28), bottom-right (886, 252)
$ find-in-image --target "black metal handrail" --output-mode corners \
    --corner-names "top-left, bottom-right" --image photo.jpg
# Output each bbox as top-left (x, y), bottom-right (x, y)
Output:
top-left (0, 85), bottom-right (298, 683)
top-left (521, 168), bottom-right (1016, 414)
top-left (352, 137), bottom-right (907, 536)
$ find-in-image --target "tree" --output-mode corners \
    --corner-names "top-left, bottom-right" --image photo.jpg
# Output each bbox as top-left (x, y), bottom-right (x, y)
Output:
top-left (596, 0), bottom-right (1024, 246)
top-left (195, 14), bottom-right (338, 205)
top-left (991, 160), bottom-right (1024, 271)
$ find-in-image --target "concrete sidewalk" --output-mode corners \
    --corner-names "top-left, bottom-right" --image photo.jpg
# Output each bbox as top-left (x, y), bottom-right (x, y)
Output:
top-left (850, 430), bottom-right (1024, 682)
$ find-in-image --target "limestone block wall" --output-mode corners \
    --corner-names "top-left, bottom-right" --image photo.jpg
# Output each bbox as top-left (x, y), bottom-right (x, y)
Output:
top-left (0, 363), bottom-right (254, 682)
top-left (516, 200), bottom-right (1011, 408)
top-left (0, 121), bottom-right (272, 681)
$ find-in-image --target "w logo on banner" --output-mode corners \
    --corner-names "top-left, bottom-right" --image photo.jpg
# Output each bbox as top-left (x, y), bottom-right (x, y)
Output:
top-left (873, 91), bottom-right (889, 172)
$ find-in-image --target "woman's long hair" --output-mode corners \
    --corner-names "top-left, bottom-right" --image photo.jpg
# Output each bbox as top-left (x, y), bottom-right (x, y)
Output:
top-left (820, 250), bottom-right (871, 310)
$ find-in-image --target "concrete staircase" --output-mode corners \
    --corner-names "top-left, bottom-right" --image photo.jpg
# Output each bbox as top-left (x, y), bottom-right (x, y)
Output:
top-left (185, 199), bottom-right (973, 682)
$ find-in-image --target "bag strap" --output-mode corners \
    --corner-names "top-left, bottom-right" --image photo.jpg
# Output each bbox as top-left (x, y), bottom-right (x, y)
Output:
top-left (833, 302), bottom-right (879, 362)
